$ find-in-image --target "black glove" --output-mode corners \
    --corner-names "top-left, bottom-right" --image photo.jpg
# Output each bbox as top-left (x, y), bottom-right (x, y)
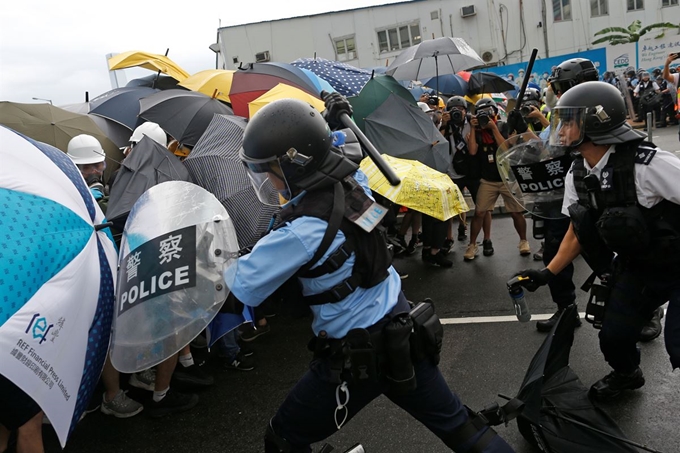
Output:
top-left (507, 109), bottom-right (528, 134)
top-left (513, 268), bottom-right (555, 292)
top-left (321, 90), bottom-right (352, 129)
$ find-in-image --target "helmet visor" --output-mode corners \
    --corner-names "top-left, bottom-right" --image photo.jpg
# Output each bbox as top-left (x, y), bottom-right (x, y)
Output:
top-left (549, 79), bottom-right (576, 96)
top-left (548, 106), bottom-right (587, 148)
top-left (243, 159), bottom-right (292, 206)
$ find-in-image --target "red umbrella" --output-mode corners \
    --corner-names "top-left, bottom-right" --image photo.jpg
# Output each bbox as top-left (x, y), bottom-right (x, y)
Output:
top-left (456, 70), bottom-right (472, 82)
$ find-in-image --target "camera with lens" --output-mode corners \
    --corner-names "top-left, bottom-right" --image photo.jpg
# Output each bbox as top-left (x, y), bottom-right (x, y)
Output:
top-left (427, 96), bottom-right (440, 107)
top-left (449, 109), bottom-right (466, 126)
top-left (474, 111), bottom-right (491, 128)
top-left (520, 101), bottom-right (540, 117)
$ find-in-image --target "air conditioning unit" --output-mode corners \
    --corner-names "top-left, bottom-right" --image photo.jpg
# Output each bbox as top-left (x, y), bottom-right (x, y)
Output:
top-left (255, 51), bottom-right (271, 63)
top-left (480, 49), bottom-right (498, 63)
top-left (460, 5), bottom-right (477, 18)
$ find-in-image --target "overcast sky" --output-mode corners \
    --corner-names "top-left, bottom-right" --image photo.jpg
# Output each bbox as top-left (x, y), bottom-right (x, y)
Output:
top-left (0, 0), bottom-right (404, 107)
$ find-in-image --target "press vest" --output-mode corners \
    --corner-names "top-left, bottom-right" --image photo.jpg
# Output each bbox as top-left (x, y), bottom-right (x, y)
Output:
top-left (570, 141), bottom-right (680, 268)
top-left (278, 183), bottom-right (392, 305)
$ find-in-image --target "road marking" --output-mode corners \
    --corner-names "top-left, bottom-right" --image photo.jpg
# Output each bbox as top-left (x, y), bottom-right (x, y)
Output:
top-left (439, 312), bottom-right (587, 325)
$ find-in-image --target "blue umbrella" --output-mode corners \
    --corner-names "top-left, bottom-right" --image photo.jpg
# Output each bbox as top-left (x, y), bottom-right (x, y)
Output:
top-left (422, 74), bottom-right (468, 96)
top-left (291, 57), bottom-right (372, 96)
top-left (0, 125), bottom-right (118, 447)
top-left (297, 67), bottom-right (336, 95)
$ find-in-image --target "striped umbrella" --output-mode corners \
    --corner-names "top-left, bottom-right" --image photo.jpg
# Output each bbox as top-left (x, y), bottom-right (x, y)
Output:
top-left (0, 125), bottom-right (118, 447)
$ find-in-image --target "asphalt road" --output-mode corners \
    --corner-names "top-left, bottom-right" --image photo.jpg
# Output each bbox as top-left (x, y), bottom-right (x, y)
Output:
top-left (41, 126), bottom-right (680, 453)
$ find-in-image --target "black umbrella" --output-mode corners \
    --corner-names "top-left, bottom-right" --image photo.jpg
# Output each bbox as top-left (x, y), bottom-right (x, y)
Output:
top-left (107, 136), bottom-right (192, 230)
top-left (513, 305), bottom-right (659, 453)
top-left (89, 87), bottom-right (158, 130)
top-left (126, 74), bottom-right (183, 90)
top-left (467, 72), bottom-right (516, 95)
top-left (139, 89), bottom-right (233, 148)
top-left (60, 102), bottom-right (133, 148)
top-left (363, 93), bottom-right (450, 173)
top-left (183, 114), bottom-right (279, 249)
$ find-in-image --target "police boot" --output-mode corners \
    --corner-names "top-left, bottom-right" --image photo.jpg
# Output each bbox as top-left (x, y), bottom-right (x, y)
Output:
top-left (536, 304), bottom-right (581, 333)
top-left (589, 368), bottom-right (645, 401)
top-left (639, 307), bottom-right (664, 343)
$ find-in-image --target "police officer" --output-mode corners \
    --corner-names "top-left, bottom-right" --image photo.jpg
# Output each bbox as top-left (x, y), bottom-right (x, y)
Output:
top-left (226, 95), bottom-right (515, 452)
top-left (513, 81), bottom-right (680, 401)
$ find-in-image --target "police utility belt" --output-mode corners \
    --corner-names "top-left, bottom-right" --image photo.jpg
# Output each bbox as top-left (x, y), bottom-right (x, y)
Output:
top-left (308, 294), bottom-right (444, 394)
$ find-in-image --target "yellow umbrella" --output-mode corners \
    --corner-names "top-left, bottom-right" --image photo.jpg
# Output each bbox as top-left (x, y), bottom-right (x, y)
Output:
top-left (108, 51), bottom-right (190, 82)
top-left (179, 69), bottom-right (234, 103)
top-left (359, 154), bottom-right (469, 221)
top-left (248, 83), bottom-right (326, 118)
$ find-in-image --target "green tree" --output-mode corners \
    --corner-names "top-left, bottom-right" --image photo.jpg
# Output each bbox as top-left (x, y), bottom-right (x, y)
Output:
top-left (592, 20), bottom-right (679, 45)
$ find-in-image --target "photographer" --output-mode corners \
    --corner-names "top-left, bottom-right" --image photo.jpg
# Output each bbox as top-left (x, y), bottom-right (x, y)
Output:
top-left (465, 98), bottom-right (531, 261)
top-left (633, 71), bottom-right (660, 128)
top-left (440, 96), bottom-right (489, 250)
top-left (662, 51), bottom-right (680, 141)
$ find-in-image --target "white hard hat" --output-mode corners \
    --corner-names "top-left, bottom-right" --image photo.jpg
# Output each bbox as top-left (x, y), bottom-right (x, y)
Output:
top-left (67, 134), bottom-right (105, 165)
top-left (129, 122), bottom-right (167, 147)
top-left (417, 101), bottom-right (433, 113)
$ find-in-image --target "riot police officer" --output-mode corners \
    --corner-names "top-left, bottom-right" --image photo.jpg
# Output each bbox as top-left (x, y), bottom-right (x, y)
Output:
top-left (513, 81), bottom-right (680, 401)
top-left (225, 95), bottom-right (515, 452)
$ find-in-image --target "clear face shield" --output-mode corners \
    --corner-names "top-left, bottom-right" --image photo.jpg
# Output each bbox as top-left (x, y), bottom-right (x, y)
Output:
top-left (243, 157), bottom-right (294, 206)
top-left (548, 106), bottom-right (587, 148)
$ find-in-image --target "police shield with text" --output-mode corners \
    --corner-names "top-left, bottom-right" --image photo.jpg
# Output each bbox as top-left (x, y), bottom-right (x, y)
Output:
top-left (225, 95), bottom-right (515, 452)
top-left (513, 81), bottom-right (680, 401)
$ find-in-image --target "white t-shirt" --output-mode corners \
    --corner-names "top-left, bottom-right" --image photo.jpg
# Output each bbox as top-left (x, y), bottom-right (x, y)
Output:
top-left (562, 145), bottom-right (680, 216)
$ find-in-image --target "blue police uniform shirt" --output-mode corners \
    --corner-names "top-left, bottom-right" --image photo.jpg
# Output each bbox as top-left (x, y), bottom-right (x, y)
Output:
top-left (224, 170), bottom-right (401, 339)
top-left (539, 124), bottom-right (550, 141)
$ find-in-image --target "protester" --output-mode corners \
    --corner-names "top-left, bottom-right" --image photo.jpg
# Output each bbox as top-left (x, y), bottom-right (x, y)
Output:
top-left (223, 95), bottom-right (514, 452)
top-left (662, 51), bottom-right (680, 142)
top-left (0, 375), bottom-right (44, 453)
top-left (513, 81), bottom-right (680, 401)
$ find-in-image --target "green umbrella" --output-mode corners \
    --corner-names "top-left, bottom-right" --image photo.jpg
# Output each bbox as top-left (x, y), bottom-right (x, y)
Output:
top-left (0, 102), bottom-right (125, 181)
top-left (348, 74), bottom-right (417, 131)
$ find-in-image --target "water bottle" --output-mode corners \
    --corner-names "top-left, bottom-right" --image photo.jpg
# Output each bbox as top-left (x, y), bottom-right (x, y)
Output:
top-left (507, 277), bottom-right (531, 322)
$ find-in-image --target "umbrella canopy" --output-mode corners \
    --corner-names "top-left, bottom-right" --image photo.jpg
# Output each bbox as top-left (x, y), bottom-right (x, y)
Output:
top-left (298, 67), bottom-right (337, 95)
top-left (362, 94), bottom-right (451, 173)
top-left (89, 87), bottom-right (159, 130)
top-left (110, 181), bottom-right (241, 373)
top-left (291, 57), bottom-right (372, 96)
top-left (421, 74), bottom-right (468, 96)
top-left (515, 305), bottom-right (640, 452)
top-left (0, 126), bottom-right (118, 447)
top-left (348, 74), bottom-right (416, 131)
top-left (0, 102), bottom-right (125, 182)
top-left (179, 69), bottom-right (235, 103)
top-left (126, 74), bottom-right (182, 90)
top-left (108, 51), bottom-right (190, 82)
top-left (467, 72), bottom-right (517, 95)
top-left (385, 37), bottom-right (484, 84)
top-left (106, 136), bottom-right (193, 230)
top-left (138, 89), bottom-right (233, 147)
top-left (60, 103), bottom-right (132, 148)
top-left (249, 83), bottom-right (326, 118)
top-left (183, 114), bottom-right (280, 249)
top-left (359, 154), bottom-right (468, 221)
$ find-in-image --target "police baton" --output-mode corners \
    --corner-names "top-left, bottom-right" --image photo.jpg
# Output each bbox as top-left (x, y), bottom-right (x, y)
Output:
top-left (514, 48), bottom-right (539, 113)
top-left (338, 112), bottom-right (401, 186)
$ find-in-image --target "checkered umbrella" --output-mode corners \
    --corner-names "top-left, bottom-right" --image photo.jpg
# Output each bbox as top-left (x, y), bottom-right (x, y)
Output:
top-left (291, 57), bottom-right (372, 97)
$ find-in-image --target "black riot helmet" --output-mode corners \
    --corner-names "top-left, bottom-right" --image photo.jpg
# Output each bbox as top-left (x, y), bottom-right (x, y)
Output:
top-left (446, 95), bottom-right (467, 111)
top-left (474, 97), bottom-right (498, 116)
top-left (241, 98), bottom-right (358, 204)
top-left (548, 58), bottom-right (599, 96)
top-left (548, 81), bottom-right (646, 147)
top-left (523, 87), bottom-right (541, 103)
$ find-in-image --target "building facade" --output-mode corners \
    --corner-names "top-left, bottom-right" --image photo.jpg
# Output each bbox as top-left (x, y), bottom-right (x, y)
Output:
top-left (214, 0), bottom-right (680, 71)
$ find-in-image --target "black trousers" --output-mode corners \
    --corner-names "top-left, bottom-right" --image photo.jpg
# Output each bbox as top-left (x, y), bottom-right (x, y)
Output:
top-left (422, 214), bottom-right (447, 250)
top-left (542, 217), bottom-right (576, 307)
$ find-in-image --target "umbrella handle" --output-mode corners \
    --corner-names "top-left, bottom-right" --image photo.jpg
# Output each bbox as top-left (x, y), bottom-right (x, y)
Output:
top-left (513, 48), bottom-right (539, 112)
top-left (338, 113), bottom-right (401, 186)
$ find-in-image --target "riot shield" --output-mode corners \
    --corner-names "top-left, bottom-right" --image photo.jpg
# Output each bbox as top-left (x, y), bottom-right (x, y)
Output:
top-left (110, 181), bottom-right (240, 373)
top-left (496, 132), bottom-right (572, 220)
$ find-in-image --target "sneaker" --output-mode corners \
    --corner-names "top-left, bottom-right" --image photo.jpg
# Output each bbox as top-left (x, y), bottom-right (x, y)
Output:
top-left (464, 243), bottom-right (478, 261)
top-left (223, 351), bottom-right (256, 371)
top-left (533, 241), bottom-right (544, 261)
top-left (238, 341), bottom-right (254, 357)
top-left (457, 225), bottom-right (467, 241)
top-left (639, 307), bottom-right (664, 342)
top-left (147, 389), bottom-right (199, 418)
top-left (519, 240), bottom-right (531, 256)
top-left (396, 234), bottom-right (408, 250)
top-left (404, 237), bottom-right (418, 255)
top-left (239, 323), bottom-right (271, 342)
top-left (482, 239), bottom-right (494, 256)
top-left (173, 361), bottom-right (214, 388)
top-left (441, 239), bottom-right (454, 255)
top-left (536, 306), bottom-right (582, 333)
top-left (129, 368), bottom-right (156, 391)
top-left (429, 250), bottom-right (453, 267)
top-left (396, 269), bottom-right (409, 280)
top-left (589, 368), bottom-right (645, 401)
top-left (101, 390), bottom-right (144, 418)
